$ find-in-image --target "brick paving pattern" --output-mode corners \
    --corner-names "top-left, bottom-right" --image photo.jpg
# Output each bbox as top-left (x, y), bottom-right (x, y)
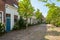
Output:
top-left (0, 24), bottom-right (60, 40)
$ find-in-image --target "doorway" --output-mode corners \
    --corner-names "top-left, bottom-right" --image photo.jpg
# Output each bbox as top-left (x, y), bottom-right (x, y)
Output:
top-left (6, 14), bottom-right (11, 32)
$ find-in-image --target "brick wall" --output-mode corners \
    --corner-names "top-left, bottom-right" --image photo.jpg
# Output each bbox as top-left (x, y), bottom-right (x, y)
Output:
top-left (5, 0), bottom-right (18, 6)
top-left (0, 0), bottom-right (18, 23)
top-left (0, 0), bottom-right (5, 11)
top-left (0, 0), bottom-right (18, 11)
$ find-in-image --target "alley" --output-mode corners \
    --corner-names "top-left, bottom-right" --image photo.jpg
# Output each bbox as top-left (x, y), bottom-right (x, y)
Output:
top-left (0, 24), bottom-right (60, 40)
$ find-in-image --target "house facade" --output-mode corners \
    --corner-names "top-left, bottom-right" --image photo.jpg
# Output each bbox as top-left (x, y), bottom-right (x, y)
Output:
top-left (0, 0), bottom-right (19, 32)
top-left (28, 16), bottom-right (38, 24)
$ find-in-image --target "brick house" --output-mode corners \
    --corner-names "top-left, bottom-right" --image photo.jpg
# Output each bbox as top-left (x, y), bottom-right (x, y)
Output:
top-left (0, 0), bottom-right (19, 32)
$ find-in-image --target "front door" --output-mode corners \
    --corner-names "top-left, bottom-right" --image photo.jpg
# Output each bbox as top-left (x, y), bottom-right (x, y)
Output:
top-left (6, 14), bottom-right (11, 32)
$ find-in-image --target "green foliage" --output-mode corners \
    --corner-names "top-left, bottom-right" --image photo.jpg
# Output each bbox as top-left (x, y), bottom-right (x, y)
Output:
top-left (55, 21), bottom-right (60, 27)
top-left (0, 23), bottom-right (5, 35)
top-left (13, 17), bottom-right (26, 30)
top-left (46, 3), bottom-right (60, 27)
top-left (35, 9), bottom-right (43, 23)
top-left (18, 0), bottom-right (34, 27)
top-left (38, 0), bottom-right (60, 2)
top-left (46, 3), bottom-right (55, 8)
top-left (38, 0), bottom-right (48, 2)
top-left (18, 0), bottom-right (34, 18)
top-left (57, 0), bottom-right (60, 1)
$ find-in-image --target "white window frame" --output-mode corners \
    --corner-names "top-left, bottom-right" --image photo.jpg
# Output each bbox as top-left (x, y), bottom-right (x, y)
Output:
top-left (0, 11), bottom-right (3, 23)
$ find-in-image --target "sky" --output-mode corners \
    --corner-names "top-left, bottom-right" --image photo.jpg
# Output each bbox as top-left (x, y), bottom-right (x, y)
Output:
top-left (30, 0), bottom-right (60, 17)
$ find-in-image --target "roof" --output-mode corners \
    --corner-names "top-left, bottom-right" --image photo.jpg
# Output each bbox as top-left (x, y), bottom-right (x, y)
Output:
top-left (3, 0), bottom-right (18, 7)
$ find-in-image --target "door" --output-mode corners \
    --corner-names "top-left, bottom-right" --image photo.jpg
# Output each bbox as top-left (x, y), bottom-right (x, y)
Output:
top-left (6, 14), bottom-right (11, 32)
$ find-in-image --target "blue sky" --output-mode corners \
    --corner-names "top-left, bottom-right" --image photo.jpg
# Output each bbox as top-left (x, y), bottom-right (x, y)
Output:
top-left (30, 0), bottom-right (60, 17)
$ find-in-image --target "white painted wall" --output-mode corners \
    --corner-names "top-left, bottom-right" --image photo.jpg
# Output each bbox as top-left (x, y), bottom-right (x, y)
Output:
top-left (28, 16), bottom-right (38, 24)
top-left (5, 4), bottom-right (19, 30)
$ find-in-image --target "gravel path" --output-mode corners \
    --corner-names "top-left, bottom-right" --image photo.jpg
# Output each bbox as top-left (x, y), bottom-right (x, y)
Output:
top-left (0, 24), bottom-right (60, 40)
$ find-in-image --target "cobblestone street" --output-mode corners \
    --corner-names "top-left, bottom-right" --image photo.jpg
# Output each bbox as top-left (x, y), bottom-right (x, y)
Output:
top-left (0, 24), bottom-right (60, 40)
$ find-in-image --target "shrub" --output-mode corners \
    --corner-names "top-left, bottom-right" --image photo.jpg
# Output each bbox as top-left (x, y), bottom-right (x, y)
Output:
top-left (55, 21), bottom-right (60, 27)
top-left (0, 23), bottom-right (5, 36)
top-left (28, 23), bottom-right (34, 26)
top-left (13, 17), bottom-right (26, 30)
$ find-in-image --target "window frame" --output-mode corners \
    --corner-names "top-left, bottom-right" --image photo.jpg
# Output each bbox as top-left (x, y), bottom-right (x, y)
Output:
top-left (0, 11), bottom-right (3, 23)
top-left (14, 15), bottom-right (18, 23)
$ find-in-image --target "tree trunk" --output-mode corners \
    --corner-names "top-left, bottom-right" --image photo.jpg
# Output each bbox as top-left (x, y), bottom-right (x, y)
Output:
top-left (26, 18), bottom-right (28, 28)
top-left (30, 18), bottom-right (31, 24)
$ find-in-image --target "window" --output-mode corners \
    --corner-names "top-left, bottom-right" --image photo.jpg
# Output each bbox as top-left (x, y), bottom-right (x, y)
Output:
top-left (0, 12), bottom-right (2, 23)
top-left (14, 15), bottom-right (18, 23)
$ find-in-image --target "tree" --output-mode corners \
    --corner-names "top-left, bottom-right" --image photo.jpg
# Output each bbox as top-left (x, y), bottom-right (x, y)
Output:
top-left (46, 3), bottom-right (60, 27)
top-left (18, 0), bottom-right (34, 27)
top-left (38, 0), bottom-right (60, 2)
top-left (38, 0), bottom-right (60, 26)
top-left (35, 9), bottom-right (43, 23)
top-left (46, 3), bottom-right (56, 23)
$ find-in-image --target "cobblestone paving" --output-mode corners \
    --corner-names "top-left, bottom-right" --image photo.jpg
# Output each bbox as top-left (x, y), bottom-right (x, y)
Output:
top-left (0, 24), bottom-right (60, 40)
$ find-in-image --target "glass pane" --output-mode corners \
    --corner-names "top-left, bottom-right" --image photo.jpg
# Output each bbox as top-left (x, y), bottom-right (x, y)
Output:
top-left (0, 13), bottom-right (2, 17)
top-left (0, 18), bottom-right (2, 23)
top-left (0, 12), bottom-right (2, 23)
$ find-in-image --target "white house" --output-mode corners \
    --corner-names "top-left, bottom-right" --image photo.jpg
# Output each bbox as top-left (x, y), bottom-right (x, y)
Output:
top-left (0, 0), bottom-right (19, 32)
top-left (5, 4), bottom-right (19, 32)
